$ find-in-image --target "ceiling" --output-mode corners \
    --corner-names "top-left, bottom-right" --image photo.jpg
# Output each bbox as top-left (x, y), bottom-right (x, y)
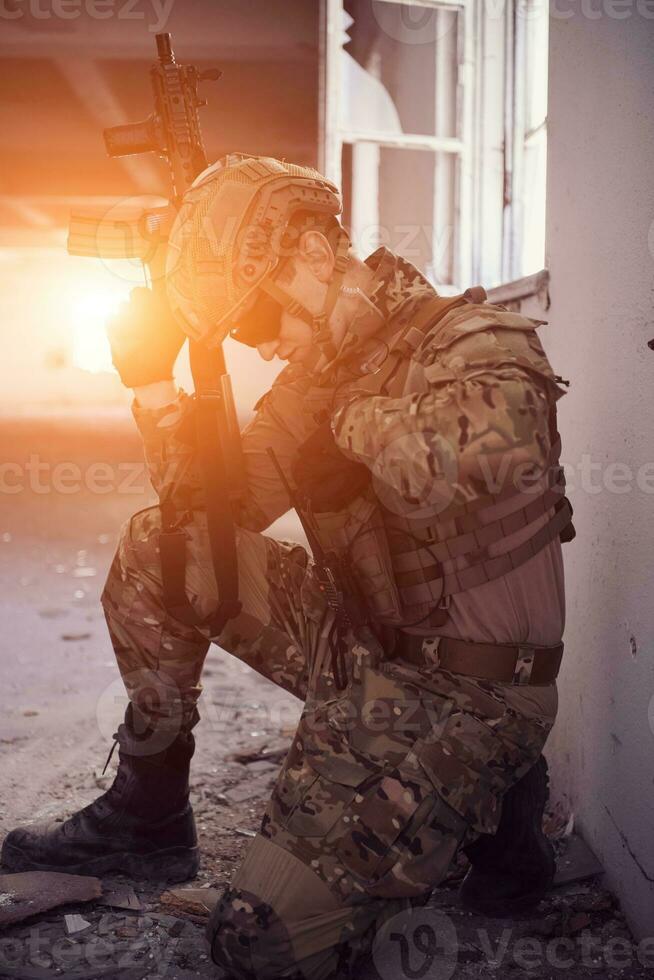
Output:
top-left (0, 0), bottom-right (321, 238)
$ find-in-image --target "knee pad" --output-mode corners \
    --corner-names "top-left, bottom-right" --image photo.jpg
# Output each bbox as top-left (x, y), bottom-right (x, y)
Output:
top-left (207, 887), bottom-right (304, 980)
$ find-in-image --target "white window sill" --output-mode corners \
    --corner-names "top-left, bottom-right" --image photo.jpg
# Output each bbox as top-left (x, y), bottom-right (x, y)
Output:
top-left (486, 269), bottom-right (550, 310)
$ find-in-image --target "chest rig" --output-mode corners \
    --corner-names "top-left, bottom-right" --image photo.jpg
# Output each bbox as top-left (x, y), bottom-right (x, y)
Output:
top-left (306, 290), bottom-right (575, 634)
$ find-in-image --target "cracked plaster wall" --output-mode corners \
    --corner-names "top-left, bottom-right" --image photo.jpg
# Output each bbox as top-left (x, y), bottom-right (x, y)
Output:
top-left (539, 6), bottom-right (654, 939)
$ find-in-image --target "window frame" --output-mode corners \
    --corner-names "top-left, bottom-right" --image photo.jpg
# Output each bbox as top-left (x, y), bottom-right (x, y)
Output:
top-left (320, 0), bottom-right (549, 298)
top-left (320, 0), bottom-right (475, 290)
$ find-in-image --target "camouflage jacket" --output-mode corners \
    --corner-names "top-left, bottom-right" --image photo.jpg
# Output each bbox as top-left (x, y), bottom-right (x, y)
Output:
top-left (133, 248), bottom-right (568, 642)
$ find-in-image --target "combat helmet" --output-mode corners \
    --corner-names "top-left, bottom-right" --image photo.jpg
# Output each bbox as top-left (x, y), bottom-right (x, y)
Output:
top-left (166, 153), bottom-right (350, 367)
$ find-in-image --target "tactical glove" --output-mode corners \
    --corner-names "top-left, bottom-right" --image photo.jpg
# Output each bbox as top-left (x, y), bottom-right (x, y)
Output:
top-left (107, 287), bottom-right (185, 389)
top-left (292, 420), bottom-right (372, 513)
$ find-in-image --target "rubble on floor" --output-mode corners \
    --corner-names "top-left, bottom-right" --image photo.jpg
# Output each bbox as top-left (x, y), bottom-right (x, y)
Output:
top-left (0, 872), bottom-right (102, 929)
top-left (0, 829), bottom-right (650, 980)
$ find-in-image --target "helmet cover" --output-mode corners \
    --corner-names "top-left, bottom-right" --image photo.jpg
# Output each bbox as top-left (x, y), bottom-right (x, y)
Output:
top-left (166, 153), bottom-right (343, 349)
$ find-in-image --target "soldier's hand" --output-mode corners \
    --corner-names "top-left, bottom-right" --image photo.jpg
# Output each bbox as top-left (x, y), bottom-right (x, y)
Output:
top-left (292, 421), bottom-right (371, 512)
top-left (107, 287), bottom-right (185, 389)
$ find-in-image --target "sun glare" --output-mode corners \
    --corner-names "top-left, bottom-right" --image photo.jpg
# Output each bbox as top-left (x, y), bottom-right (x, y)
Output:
top-left (68, 279), bottom-right (132, 374)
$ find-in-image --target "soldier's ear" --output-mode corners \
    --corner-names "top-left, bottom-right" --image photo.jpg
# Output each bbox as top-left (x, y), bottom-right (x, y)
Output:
top-left (296, 230), bottom-right (335, 283)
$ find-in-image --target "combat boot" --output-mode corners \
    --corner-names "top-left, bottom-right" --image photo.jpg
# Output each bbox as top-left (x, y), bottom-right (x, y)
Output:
top-left (0, 705), bottom-right (199, 883)
top-left (458, 755), bottom-right (555, 916)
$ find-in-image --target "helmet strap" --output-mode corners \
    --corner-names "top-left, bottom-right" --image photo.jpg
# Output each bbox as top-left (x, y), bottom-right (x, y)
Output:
top-left (258, 276), bottom-right (314, 326)
top-left (256, 228), bottom-right (351, 367)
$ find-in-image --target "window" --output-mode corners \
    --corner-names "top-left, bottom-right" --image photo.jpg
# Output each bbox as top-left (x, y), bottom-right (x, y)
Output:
top-left (508, 0), bottom-right (549, 281)
top-left (321, 0), bottom-right (549, 293)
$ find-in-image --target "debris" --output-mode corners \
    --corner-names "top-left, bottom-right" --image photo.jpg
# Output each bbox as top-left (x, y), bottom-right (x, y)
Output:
top-left (542, 799), bottom-right (570, 839)
top-left (528, 913), bottom-right (561, 938)
top-left (65, 913), bottom-right (92, 934)
top-left (233, 828), bottom-right (256, 839)
top-left (1, 532), bottom-right (11, 543)
top-left (232, 745), bottom-right (288, 765)
top-left (170, 919), bottom-right (187, 937)
top-left (572, 889), bottom-right (614, 913)
top-left (566, 911), bottom-right (592, 935)
top-left (22, 709), bottom-right (39, 717)
top-left (97, 911), bottom-right (122, 935)
top-left (225, 782), bottom-right (259, 804)
top-left (601, 917), bottom-right (630, 942)
top-left (160, 887), bottom-right (220, 922)
top-left (94, 768), bottom-right (113, 789)
top-left (203, 789), bottom-right (229, 805)
top-left (148, 912), bottom-right (182, 928)
top-left (0, 871), bottom-right (102, 927)
top-left (247, 759), bottom-right (280, 773)
top-left (98, 884), bottom-right (142, 911)
top-left (554, 833), bottom-right (604, 886)
top-left (60, 632), bottom-right (92, 642)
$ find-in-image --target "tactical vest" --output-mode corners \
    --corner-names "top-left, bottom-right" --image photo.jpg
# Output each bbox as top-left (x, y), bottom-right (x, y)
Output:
top-left (310, 292), bottom-right (575, 632)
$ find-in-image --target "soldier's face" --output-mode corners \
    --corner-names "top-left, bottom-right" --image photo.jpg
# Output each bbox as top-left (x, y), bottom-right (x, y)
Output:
top-left (256, 318), bottom-right (315, 364)
top-left (255, 231), bottom-right (347, 364)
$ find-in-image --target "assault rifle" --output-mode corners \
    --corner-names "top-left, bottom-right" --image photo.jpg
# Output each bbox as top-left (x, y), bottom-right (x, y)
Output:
top-left (67, 33), bottom-right (245, 636)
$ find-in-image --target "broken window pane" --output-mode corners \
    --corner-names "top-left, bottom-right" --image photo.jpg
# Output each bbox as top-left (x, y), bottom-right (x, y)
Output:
top-left (342, 143), bottom-right (456, 285)
top-left (340, 1), bottom-right (461, 139)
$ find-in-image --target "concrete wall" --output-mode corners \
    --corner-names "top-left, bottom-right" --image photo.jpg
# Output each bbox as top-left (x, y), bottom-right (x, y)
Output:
top-left (543, 6), bottom-right (654, 939)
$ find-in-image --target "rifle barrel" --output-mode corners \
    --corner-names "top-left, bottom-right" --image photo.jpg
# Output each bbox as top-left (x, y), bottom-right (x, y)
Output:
top-left (156, 33), bottom-right (174, 64)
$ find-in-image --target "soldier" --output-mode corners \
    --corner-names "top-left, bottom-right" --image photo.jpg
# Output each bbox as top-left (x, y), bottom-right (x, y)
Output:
top-left (2, 155), bottom-right (573, 979)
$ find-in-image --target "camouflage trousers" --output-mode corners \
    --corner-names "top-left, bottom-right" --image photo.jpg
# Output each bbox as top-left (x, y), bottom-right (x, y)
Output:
top-left (101, 505), bottom-right (559, 979)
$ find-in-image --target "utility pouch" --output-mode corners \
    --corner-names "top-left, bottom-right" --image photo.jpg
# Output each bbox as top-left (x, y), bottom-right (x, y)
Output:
top-left (311, 493), bottom-right (406, 626)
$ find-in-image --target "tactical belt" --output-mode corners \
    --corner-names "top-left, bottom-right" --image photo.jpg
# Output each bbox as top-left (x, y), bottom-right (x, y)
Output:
top-left (396, 633), bottom-right (563, 686)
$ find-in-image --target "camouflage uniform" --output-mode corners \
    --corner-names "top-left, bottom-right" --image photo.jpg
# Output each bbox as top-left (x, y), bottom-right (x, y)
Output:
top-left (101, 248), bottom-right (564, 979)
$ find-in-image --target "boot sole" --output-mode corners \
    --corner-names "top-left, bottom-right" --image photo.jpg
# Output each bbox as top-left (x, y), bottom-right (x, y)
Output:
top-left (1, 840), bottom-right (199, 884)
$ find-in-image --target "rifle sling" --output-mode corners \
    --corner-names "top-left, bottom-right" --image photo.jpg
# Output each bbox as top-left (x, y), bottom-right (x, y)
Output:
top-left (159, 340), bottom-right (242, 638)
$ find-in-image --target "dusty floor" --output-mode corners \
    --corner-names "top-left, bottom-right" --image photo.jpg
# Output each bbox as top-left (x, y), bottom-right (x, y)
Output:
top-left (0, 418), bottom-right (651, 980)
